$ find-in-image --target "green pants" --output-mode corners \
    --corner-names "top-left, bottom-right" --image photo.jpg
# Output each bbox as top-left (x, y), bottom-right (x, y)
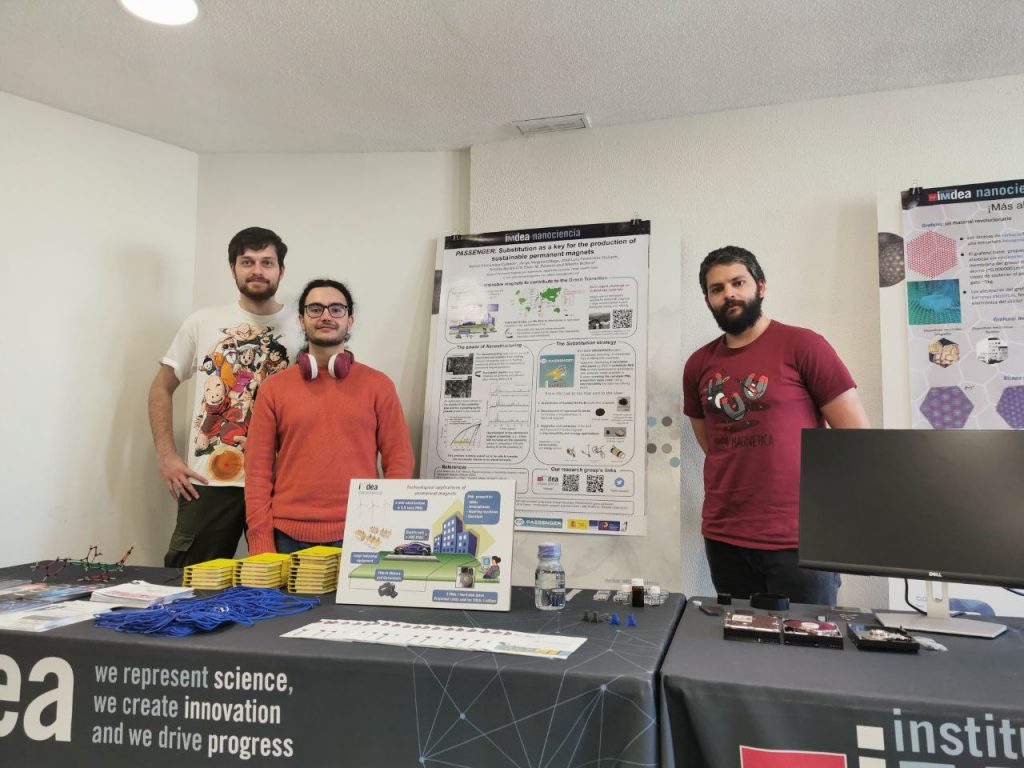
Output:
top-left (163, 486), bottom-right (245, 568)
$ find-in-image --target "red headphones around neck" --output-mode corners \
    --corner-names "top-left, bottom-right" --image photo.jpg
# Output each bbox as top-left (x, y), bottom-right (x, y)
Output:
top-left (297, 350), bottom-right (354, 381)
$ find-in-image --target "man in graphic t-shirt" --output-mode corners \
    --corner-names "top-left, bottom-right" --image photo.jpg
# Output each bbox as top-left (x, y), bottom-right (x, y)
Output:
top-left (683, 246), bottom-right (870, 605)
top-left (149, 227), bottom-right (302, 567)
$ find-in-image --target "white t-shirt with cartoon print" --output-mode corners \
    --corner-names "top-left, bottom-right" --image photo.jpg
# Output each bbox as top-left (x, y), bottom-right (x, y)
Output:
top-left (161, 303), bottom-right (303, 487)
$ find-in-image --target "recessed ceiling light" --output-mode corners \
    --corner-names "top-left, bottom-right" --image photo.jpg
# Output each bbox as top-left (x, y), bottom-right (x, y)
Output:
top-left (512, 113), bottom-right (591, 137)
top-left (118, 0), bottom-right (199, 26)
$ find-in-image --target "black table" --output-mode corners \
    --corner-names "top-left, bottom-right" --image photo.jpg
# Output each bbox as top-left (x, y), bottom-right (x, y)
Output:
top-left (660, 597), bottom-right (1024, 768)
top-left (0, 565), bottom-right (684, 767)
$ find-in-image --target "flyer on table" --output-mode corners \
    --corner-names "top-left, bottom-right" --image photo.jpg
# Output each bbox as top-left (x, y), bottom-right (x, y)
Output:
top-left (420, 221), bottom-right (650, 536)
top-left (337, 479), bottom-right (516, 611)
top-left (901, 179), bottom-right (1024, 429)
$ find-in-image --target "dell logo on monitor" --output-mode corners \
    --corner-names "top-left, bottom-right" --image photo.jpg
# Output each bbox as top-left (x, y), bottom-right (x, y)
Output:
top-left (928, 571), bottom-right (943, 578)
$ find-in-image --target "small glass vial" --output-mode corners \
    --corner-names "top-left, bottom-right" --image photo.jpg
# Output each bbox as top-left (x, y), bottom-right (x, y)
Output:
top-left (534, 543), bottom-right (566, 610)
top-left (631, 578), bottom-right (645, 608)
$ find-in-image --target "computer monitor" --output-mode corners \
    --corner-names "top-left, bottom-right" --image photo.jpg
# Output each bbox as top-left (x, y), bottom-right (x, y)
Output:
top-left (799, 429), bottom-right (1021, 639)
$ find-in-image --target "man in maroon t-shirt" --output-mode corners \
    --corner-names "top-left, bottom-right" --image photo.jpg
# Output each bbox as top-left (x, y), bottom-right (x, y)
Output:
top-left (683, 246), bottom-right (869, 605)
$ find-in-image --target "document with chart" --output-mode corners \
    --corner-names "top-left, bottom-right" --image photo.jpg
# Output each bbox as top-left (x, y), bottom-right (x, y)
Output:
top-left (421, 221), bottom-right (650, 536)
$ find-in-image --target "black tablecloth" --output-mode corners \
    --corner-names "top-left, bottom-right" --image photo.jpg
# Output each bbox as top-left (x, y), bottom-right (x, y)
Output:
top-left (0, 564), bottom-right (683, 767)
top-left (660, 597), bottom-right (1024, 768)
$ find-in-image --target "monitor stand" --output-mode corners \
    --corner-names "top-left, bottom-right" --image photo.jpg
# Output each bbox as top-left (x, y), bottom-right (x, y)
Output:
top-left (875, 581), bottom-right (1006, 639)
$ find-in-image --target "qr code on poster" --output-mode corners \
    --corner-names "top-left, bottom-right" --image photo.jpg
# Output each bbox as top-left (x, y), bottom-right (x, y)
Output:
top-left (586, 474), bottom-right (604, 493)
top-left (612, 309), bottom-right (633, 329)
top-left (561, 474), bottom-right (580, 492)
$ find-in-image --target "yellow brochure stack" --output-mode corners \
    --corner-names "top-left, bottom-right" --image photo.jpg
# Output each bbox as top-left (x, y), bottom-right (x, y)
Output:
top-left (287, 546), bottom-right (342, 594)
top-left (233, 553), bottom-right (291, 589)
top-left (182, 558), bottom-right (237, 590)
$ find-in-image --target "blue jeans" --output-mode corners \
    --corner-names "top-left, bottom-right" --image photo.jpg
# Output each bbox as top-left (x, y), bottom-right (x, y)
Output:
top-left (273, 529), bottom-right (343, 555)
top-left (704, 538), bottom-right (840, 606)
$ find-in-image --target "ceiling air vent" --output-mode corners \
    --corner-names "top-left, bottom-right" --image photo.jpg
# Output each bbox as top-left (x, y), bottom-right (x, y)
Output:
top-left (512, 113), bottom-right (591, 137)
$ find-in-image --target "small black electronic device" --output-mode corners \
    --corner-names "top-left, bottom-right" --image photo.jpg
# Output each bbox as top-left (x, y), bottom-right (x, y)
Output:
top-left (698, 603), bottom-right (722, 617)
top-left (847, 623), bottom-right (919, 653)
top-left (750, 592), bottom-right (790, 611)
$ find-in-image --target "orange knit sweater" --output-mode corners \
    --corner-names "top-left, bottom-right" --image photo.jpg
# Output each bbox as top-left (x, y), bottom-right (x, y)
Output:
top-left (243, 362), bottom-right (414, 554)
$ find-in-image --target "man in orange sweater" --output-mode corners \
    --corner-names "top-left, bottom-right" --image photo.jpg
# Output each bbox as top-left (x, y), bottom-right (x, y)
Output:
top-left (244, 278), bottom-right (415, 554)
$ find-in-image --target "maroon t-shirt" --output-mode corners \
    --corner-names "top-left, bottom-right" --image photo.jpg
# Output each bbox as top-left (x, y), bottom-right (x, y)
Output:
top-left (683, 320), bottom-right (856, 549)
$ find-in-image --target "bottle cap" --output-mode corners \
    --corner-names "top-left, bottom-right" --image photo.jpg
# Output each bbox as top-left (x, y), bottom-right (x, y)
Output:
top-left (631, 577), bottom-right (644, 587)
top-left (538, 543), bottom-right (561, 559)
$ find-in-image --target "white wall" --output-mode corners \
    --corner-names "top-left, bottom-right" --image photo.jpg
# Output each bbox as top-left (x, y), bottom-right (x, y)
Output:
top-left (194, 152), bottom-right (470, 469)
top-left (0, 92), bottom-right (198, 567)
top-left (469, 73), bottom-right (1024, 608)
top-left (7, 70), bottom-right (1023, 606)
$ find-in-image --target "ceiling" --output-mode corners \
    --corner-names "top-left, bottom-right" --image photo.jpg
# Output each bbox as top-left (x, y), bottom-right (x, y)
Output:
top-left (2, 1), bottom-right (1023, 153)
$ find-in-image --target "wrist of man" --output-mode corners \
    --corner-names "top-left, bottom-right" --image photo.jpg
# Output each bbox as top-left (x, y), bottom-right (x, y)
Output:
top-left (157, 447), bottom-right (181, 464)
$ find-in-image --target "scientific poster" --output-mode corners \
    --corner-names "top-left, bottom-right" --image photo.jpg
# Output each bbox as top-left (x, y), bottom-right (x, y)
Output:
top-left (338, 479), bottom-right (515, 611)
top-left (900, 179), bottom-right (1024, 429)
top-left (421, 221), bottom-right (650, 536)
top-left (878, 181), bottom-right (1024, 617)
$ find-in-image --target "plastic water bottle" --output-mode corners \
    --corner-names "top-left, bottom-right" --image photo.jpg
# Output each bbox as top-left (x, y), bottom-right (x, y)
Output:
top-left (534, 543), bottom-right (566, 610)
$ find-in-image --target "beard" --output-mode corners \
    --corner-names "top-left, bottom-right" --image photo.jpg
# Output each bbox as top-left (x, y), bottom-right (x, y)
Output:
top-left (236, 276), bottom-right (278, 301)
top-left (306, 325), bottom-right (349, 347)
top-left (711, 295), bottom-right (763, 335)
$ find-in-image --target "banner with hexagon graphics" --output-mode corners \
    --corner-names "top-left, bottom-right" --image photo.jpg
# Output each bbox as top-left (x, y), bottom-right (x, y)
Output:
top-left (878, 182), bottom-right (1024, 618)
top-left (898, 179), bottom-right (1024, 430)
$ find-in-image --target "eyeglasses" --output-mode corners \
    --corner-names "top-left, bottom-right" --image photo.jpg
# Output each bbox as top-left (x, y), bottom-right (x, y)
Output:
top-left (304, 303), bottom-right (349, 318)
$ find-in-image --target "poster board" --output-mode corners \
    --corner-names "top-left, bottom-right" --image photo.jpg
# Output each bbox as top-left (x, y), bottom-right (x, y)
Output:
top-left (899, 179), bottom-right (1024, 428)
top-left (877, 179), bottom-right (1024, 617)
top-left (420, 221), bottom-right (650, 536)
top-left (337, 479), bottom-right (515, 611)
